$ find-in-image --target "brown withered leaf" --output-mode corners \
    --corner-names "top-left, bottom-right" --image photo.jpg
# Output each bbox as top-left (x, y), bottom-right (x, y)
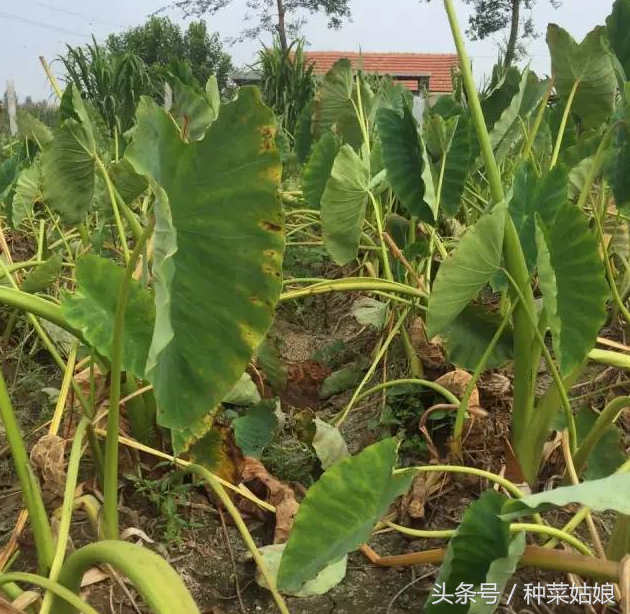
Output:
top-left (280, 361), bottom-right (331, 409)
top-left (409, 318), bottom-right (445, 369)
top-left (434, 369), bottom-right (480, 408)
top-left (30, 434), bottom-right (66, 498)
top-left (0, 596), bottom-right (23, 614)
top-left (400, 472), bottom-right (446, 520)
top-left (241, 458), bottom-right (299, 543)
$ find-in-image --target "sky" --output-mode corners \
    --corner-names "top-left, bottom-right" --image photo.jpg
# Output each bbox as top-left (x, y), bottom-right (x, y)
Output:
top-left (0, 0), bottom-right (616, 102)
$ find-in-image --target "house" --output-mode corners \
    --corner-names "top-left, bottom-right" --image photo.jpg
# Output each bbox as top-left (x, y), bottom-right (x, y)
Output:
top-left (302, 52), bottom-right (459, 98)
top-left (232, 51), bottom-right (459, 101)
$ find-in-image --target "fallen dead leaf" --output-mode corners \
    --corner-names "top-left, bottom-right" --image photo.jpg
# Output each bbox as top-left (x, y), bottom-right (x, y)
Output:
top-left (30, 434), bottom-right (66, 499)
top-left (10, 591), bottom-right (38, 611)
top-left (434, 369), bottom-right (480, 408)
top-left (80, 567), bottom-right (110, 587)
top-left (409, 318), bottom-right (445, 369)
top-left (0, 596), bottom-right (23, 614)
top-left (241, 458), bottom-right (299, 543)
top-left (400, 472), bottom-right (446, 520)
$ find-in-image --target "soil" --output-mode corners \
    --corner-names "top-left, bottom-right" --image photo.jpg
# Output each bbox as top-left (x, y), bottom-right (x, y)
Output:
top-left (0, 275), bottom-right (627, 613)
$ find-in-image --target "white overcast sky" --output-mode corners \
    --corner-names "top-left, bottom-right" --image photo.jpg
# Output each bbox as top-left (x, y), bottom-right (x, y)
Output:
top-left (0, 0), bottom-right (615, 101)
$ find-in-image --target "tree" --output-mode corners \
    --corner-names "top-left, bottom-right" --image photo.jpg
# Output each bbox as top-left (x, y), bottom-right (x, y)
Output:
top-left (170, 0), bottom-right (352, 53)
top-left (425, 0), bottom-right (560, 69)
top-left (106, 16), bottom-right (233, 91)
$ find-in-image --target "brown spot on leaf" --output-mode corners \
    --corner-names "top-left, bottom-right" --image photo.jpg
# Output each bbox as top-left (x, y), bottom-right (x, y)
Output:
top-left (260, 220), bottom-right (282, 233)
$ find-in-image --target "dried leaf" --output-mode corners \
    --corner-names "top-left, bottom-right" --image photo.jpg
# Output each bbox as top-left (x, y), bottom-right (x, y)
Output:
top-left (434, 369), bottom-right (480, 408)
top-left (400, 472), bottom-right (445, 520)
top-left (242, 458), bottom-right (299, 543)
top-left (30, 434), bottom-right (66, 498)
top-left (0, 596), bottom-right (24, 614)
top-left (80, 567), bottom-right (110, 587)
top-left (409, 317), bottom-right (445, 368)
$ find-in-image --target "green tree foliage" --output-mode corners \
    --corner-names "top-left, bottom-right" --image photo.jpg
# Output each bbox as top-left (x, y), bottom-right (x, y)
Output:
top-left (106, 17), bottom-right (233, 93)
top-left (171, 0), bottom-right (351, 52)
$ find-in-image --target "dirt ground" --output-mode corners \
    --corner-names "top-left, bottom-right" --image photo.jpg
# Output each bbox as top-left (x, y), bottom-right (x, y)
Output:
top-left (0, 284), bottom-right (627, 613)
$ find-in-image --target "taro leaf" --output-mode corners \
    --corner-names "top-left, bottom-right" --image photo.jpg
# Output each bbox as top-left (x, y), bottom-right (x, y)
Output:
top-left (535, 204), bottom-right (609, 375)
top-left (256, 336), bottom-right (287, 394)
top-left (108, 159), bottom-right (148, 204)
top-left (427, 206), bottom-right (506, 339)
top-left (205, 75), bottom-right (220, 117)
top-left (42, 84), bottom-right (97, 222)
top-left (424, 114), bottom-right (458, 160)
top-left (312, 417), bottom-right (349, 470)
top-left (295, 99), bottom-right (315, 163)
top-left (371, 78), bottom-right (412, 119)
top-left (351, 297), bottom-right (387, 330)
top-left (256, 544), bottom-right (347, 597)
top-left (233, 399), bottom-right (277, 458)
top-left (509, 161), bottom-right (568, 271)
top-left (377, 104), bottom-right (436, 222)
top-left (546, 24), bottom-right (616, 129)
top-left (425, 490), bottom-right (511, 614)
top-left (312, 58), bottom-right (354, 140)
top-left (302, 132), bottom-right (341, 209)
top-left (480, 66), bottom-right (521, 132)
top-left (319, 364), bottom-right (363, 399)
top-left (575, 407), bottom-right (625, 481)
top-left (468, 533), bottom-right (526, 614)
top-left (61, 254), bottom-right (154, 380)
top-left (277, 438), bottom-right (414, 592)
top-left (0, 157), bottom-right (19, 199)
top-left (11, 163), bottom-right (41, 227)
top-left (606, 0), bottom-right (630, 80)
top-left (16, 110), bottom-right (52, 147)
top-left (501, 473), bottom-right (630, 521)
top-left (169, 75), bottom-right (217, 141)
top-left (607, 514), bottom-right (630, 561)
top-left (607, 108), bottom-right (630, 214)
top-left (222, 372), bottom-right (261, 406)
top-left (440, 113), bottom-right (472, 217)
top-left (441, 303), bottom-right (513, 371)
top-left (21, 254), bottom-right (62, 293)
top-left (490, 69), bottom-right (548, 166)
top-left (568, 155), bottom-right (594, 199)
top-left (125, 89), bottom-right (283, 430)
top-left (320, 144), bottom-right (369, 265)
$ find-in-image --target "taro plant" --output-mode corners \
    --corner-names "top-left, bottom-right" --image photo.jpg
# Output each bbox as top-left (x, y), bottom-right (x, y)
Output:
top-left (0, 57), bottom-right (289, 610)
top-left (267, 0), bottom-right (630, 608)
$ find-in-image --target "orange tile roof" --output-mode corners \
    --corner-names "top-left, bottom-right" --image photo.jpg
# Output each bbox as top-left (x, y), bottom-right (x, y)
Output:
top-left (303, 51), bottom-right (459, 93)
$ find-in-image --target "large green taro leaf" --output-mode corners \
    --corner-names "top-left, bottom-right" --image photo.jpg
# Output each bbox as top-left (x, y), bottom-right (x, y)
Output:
top-left (535, 203), bottom-right (609, 375)
top-left (125, 88), bottom-right (283, 430)
top-left (427, 206), bottom-right (505, 339)
top-left (501, 473), bottom-right (630, 520)
top-left (425, 490), bottom-right (511, 614)
top-left (606, 0), bottom-right (630, 80)
top-left (41, 84), bottom-right (98, 222)
top-left (277, 438), bottom-right (413, 593)
top-left (441, 303), bottom-right (513, 370)
top-left (313, 59), bottom-right (354, 140)
top-left (546, 24), bottom-right (616, 129)
top-left (377, 104), bottom-right (436, 222)
top-left (302, 132), bottom-right (341, 209)
top-left (440, 112), bottom-right (471, 217)
top-left (61, 254), bottom-right (154, 380)
top-left (490, 69), bottom-right (548, 166)
top-left (509, 160), bottom-right (568, 271)
top-left (320, 144), bottom-right (369, 265)
top-left (17, 110), bottom-right (53, 147)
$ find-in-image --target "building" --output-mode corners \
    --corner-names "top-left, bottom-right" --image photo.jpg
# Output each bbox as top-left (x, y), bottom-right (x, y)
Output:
top-left (232, 51), bottom-right (459, 101)
top-left (302, 51), bottom-right (459, 98)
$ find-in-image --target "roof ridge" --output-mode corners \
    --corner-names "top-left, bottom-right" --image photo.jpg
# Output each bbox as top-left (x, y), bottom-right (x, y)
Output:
top-left (303, 51), bottom-right (458, 57)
